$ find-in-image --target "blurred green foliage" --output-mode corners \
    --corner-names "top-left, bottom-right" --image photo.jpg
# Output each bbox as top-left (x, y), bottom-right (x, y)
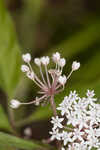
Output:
top-left (0, 0), bottom-right (100, 149)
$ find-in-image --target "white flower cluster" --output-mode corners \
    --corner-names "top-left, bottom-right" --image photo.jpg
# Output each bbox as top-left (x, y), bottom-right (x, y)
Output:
top-left (10, 52), bottom-right (80, 109)
top-left (49, 90), bottom-right (100, 150)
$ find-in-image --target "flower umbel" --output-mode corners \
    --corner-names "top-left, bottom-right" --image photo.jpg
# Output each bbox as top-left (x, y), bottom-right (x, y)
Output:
top-left (49, 90), bottom-right (100, 150)
top-left (10, 52), bottom-right (80, 111)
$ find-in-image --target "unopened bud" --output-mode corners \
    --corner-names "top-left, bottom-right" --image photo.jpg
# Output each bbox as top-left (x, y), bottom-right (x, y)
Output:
top-left (22, 53), bottom-right (31, 63)
top-left (58, 75), bottom-right (67, 85)
top-left (21, 65), bottom-right (29, 72)
top-left (72, 61), bottom-right (80, 71)
top-left (10, 99), bottom-right (21, 109)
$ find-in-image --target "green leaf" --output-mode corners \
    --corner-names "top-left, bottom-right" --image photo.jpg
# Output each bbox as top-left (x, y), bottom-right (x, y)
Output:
top-left (0, 132), bottom-right (55, 150)
top-left (0, 105), bottom-right (12, 131)
top-left (0, 0), bottom-right (21, 98)
top-left (0, 144), bottom-right (14, 150)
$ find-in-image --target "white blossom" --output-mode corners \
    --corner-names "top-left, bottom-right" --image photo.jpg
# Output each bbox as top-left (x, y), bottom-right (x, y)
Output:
top-left (72, 61), bottom-right (80, 71)
top-left (95, 128), bottom-right (100, 137)
top-left (58, 58), bottom-right (66, 68)
top-left (24, 127), bottom-right (32, 136)
top-left (51, 116), bottom-right (64, 130)
top-left (69, 143), bottom-right (87, 150)
top-left (61, 147), bottom-right (65, 150)
top-left (86, 89), bottom-right (95, 98)
top-left (58, 75), bottom-right (67, 85)
top-left (10, 99), bottom-right (21, 109)
top-left (49, 129), bottom-right (61, 141)
top-left (21, 65), bottom-right (29, 72)
top-left (61, 131), bottom-right (73, 146)
top-left (34, 58), bottom-right (41, 66)
top-left (26, 71), bottom-right (34, 80)
top-left (41, 56), bottom-right (50, 65)
top-left (69, 90), bottom-right (79, 102)
top-left (52, 52), bottom-right (60, 63)
top-left (67, 112), bottom-right (79, 127)
top-left (50, 90), bottom-right (100, 150)
top-left (57, 96), bottom-right (72, 116)
top-left (72, 128), bottom-right (84, 142)
top-left (85, 128), bottom-right (100, 149)
top-left (22, 53), bottom-right (31, 63)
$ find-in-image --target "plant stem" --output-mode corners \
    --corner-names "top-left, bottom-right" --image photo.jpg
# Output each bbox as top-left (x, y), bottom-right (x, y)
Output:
top-left (49, 95), bottom-right (57, 117)
top-left (49, 95), bottom-right (61, 150)
top-left (45, 66), bottom-right (51, 88)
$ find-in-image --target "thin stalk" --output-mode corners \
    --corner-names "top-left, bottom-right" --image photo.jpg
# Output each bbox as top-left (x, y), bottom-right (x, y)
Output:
top-left (33, 78), bottom-right (44, 89)
top-left (21, 95), bottom-right (46, 105)
top-left (55, 88), bottom-right (63, 94)
top-left (7, 107), bottom-right (20, 136)
top-left (28, 62), bottom-right (46, 88)
top-left (28, 62), bottom-right (33, 72)
top-left (40, 66), bottom-right (47, 85)
top-left (45, 65), bottom-right (51, 88)
top-left (38, 91), bottom-right (46, 94)
top-left (49, 96), bottom-right (61, 150)
top-left (56, 84), bottom-right (62, 90)
top-left (52, 76), bottom-right (58, 90)
top-left (66, 70), bottom-right (73, 80)
top-left (35, 74), bottom-right (47, 88)
top-left (49, 95), bottom-right (57, 117)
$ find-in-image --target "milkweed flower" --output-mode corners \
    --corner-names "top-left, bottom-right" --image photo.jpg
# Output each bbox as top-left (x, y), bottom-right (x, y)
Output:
top-left (49, 90), bottom-right (100, 150)
top-left (51, 116), bottom-right (64, 130)
top-left (10, 52), bottom-right (80, 110)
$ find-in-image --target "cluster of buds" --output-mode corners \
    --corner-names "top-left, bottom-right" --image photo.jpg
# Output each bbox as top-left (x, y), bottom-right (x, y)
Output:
top-left (10, 52), bottom-right (80, 109)
top-left (49, 90), bottom-right (100, 150)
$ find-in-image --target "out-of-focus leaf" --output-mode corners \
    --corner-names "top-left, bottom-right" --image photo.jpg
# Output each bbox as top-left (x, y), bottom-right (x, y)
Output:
top-left (0, 0), bottom-right (21, 98)
top-left (0, 144), bottom-right (14, 150)
top-left (0, 132), bottom-right (55, 150)
top-left (27, 0), bottom-right (45, 16)
top-left (48, 19), bottom-right (100, 58)
top-left (0, 105), bottom-right (12, 131)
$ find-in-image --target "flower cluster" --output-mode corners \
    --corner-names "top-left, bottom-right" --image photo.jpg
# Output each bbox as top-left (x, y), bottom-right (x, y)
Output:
top-left (10, 52), bottom-right (80, 109)
top-left (49, 90), bottom-right (100, 150)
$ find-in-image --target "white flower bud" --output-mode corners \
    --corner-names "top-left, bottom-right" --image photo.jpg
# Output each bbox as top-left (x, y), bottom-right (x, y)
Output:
top-left (34, 58), bottom-right (41, 66)
top-left (21, 65), bottom-right (29, 72)
top-left (26, 71), bottom-right (34, 80)
top-left (22, 53), bottom-right (31, 63)
top-left (58, 75), bottom-right (67, 85)
top-left (24, 127), bottom-right (32, 136)
top-left (58, 58), bottom-right (66, 68)
top-left (61, 147), bottom-right (65, 150)
top-left (72, 61), bottom-right (80, 71)
top-left (41, 56), bottom-right (50, 65)
top-left (10, 99), bottom-right (21, 109)
top-left (52, 52), bottom-right (60, 63)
